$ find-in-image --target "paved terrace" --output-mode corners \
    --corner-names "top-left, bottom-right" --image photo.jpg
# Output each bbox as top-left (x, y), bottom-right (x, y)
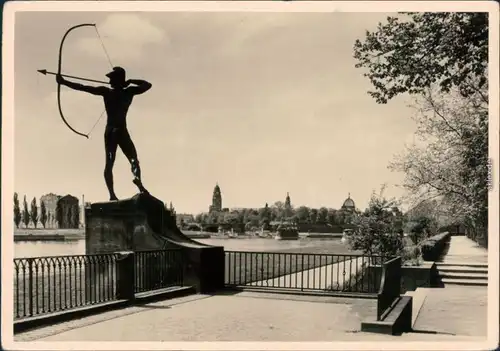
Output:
top-left (13, 235), bottom-right (491, 343)
top-left (15, 291), bottom-right (483, 342)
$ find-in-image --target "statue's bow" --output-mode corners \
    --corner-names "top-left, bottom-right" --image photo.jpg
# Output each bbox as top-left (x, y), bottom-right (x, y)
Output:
top-left (57, 23), bottom-right (98, 139)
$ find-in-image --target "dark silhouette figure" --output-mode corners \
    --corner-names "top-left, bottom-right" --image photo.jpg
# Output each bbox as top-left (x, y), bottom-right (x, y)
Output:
top-left (57, 66), bottom-right (152, 201)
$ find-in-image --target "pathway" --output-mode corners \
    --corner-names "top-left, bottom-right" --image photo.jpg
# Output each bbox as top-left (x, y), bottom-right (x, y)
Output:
top-left (440, 235), bottom-right (488, 264)
top-left (411, 235), bottom-right (489, 337)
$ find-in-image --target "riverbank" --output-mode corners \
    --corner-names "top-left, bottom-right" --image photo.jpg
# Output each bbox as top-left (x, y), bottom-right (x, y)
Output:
top-left (14, 229), bottom-right (212, 242)
top-left (14, 229), bottom-right (85, 242)
top-left (300, 232), bottom-right (343, 239)
top-left (14, 229), bottom-right (344, 242)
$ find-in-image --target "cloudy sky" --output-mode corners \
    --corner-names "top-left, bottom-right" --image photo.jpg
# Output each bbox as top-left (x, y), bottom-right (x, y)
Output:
top-left (13, 8), bottom-right (418, 214)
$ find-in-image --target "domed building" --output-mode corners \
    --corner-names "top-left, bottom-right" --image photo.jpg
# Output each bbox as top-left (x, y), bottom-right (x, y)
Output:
top-left (341, 193), bottom-right (356, 212)
top-left (340, 193), bottom-right (357, 226)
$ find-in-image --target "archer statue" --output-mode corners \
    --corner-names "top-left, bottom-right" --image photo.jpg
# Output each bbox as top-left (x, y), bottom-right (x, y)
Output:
top-left (56, 66), bottom-right (152, 201)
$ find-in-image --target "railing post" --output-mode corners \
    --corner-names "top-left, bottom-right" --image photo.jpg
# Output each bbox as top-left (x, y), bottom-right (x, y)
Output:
top-left (115, 251), bottom-right (135, 301)
top-left (28, 259), bottom-right (33, 317)
top-left (301, 255), bottom-right (304, 292)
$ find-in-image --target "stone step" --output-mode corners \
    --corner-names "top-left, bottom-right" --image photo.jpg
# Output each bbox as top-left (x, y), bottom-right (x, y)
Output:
top-left (437, 266), bottom-right (488, 274)
top-left (436, 262), bottom-right (488, 269)
top-left (441, 278), bottom-right (488, 286)
top-left (439, 272), bottom-right (488, 280)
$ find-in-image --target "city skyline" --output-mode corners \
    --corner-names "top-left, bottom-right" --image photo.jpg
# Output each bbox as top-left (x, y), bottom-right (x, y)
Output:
top-left (15, 11), bottom-right (417, 213)
top-left (17, 185), bottom-right (357, 218)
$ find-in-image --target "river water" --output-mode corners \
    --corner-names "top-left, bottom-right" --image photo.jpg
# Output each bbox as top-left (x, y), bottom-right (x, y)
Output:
top-left (14, 238), bottom-right (345, 258)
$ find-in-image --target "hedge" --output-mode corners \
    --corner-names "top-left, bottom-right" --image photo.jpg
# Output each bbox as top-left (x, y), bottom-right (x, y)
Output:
top-left (419, 232), bottom-right (451, 261)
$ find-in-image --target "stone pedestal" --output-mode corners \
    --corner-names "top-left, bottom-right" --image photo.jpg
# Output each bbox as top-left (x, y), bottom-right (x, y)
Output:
top-left (85, 193), bottom-right (225, 294)
top-left (85, 195), bottom-right (167, 254)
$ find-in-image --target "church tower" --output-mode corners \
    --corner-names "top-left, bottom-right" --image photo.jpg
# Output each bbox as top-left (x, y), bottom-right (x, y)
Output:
top-left (209, 183), bottom-right (222, 213)
top-left (284, 192), bottom-right (293, 218)
top-left (285, 192), bottom-right (291, 210)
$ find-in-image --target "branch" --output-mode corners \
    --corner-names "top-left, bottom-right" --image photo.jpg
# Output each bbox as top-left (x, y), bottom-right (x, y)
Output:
top-left (424, 90), bottom-right (463, 138)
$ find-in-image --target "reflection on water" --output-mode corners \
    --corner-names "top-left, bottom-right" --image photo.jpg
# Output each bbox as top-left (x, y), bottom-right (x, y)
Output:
top-left (197, 238), bottom-right (341, 252)
top-left (14, 238), bottom-right (342, 258)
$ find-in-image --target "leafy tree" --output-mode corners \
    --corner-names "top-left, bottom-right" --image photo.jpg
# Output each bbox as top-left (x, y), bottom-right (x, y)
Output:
top-left (246, 215), bottom-right (260, 230)
top-left (353, 12), bottom-right (488, 104)
top-left (223, 212), bottom-right (239, 226)
top-left (258, 203), bottom-right (271, 229)
top-left (194, 213), bottom-right (203, 224)
top-left (355, 12), bottom-right (489, 247)
top-left (317, 207), bottom-right (329, 224)
top-left (13, 193), bottom-right (22, 229)
top-left (55, 202), bottom-right (63, 228)
top-left (40, 201), bottom-right (48, 228)
top-left (271, 201), bottom-right (285, 221)
top-left (22, 196), bottom-right (30, 228)
top-left (30, 197), bottom-right (39, 228)
top-left (71, 205), bottom-right (80, 228)
top-left (347, 186), bottom-right (404, 258)
top-left (206, 211), bottom-right (219, 225)
top-left (309, 209), bottom-right (318, 224)
top-left (335, 210), bottom-right (345, 225)
top-left (294, 206), bottom-right (310, 223)
top-left (326, 209), bottom-right (337, 225)
top-left (405, 215), bottom-right (436, 244)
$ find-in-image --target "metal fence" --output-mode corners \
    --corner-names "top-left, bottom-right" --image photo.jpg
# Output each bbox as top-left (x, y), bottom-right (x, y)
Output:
top-left (14, 249), bottom-right (186, 320)
top-left (134, 249), bottom-right (184, 293)
top-left (224, 251), bottom-right (387, 294)
top-left (13, 253), bottom-right (118, 320)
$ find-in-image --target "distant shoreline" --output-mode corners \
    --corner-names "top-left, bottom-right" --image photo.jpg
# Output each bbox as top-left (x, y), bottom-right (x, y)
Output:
top-left (14, 233), bottom-right (85, 242)
top-left (13, 229), bottom-right (213, 242)
top-left (14, 229), bottom-right (344, 242)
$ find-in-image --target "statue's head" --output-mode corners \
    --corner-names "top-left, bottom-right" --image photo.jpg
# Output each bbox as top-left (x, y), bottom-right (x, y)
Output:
top-left (106, 66), bottom-right (126, 89)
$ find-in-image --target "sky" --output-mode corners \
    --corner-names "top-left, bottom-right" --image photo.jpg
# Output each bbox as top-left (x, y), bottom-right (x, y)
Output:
top-left (14, 10), bottom-right (418, 214)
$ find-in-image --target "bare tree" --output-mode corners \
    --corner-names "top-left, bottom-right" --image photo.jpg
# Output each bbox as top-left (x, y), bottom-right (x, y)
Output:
top-left (389, 83), bottom-right (488, 245)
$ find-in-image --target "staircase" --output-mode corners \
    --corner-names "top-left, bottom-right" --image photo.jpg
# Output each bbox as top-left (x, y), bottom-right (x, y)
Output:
top-left (436, 262), bottom-right (488, 287)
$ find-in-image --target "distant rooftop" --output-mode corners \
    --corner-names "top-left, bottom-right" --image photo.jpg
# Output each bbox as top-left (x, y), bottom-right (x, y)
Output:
top-left (342, 193), bottom-right (355, 209)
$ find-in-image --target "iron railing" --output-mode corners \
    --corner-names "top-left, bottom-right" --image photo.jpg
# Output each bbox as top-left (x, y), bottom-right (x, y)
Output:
top-left (134, 249), bottom-right (184, 293)
top-left (13, 253), bottom-right (118, 320)
top-left (14, 249), bottom-right (186, 320)
top-left (224, 251), bottom-right (387, 293)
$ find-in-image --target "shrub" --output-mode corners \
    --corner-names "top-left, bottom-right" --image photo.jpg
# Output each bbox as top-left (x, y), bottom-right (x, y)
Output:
top-left (402, 245), bottom-right (422, 266)
top-left (348, 186), bottom-right (404, 258)
top-left (14, 193), bottom-right (22, 229)
top-left (30, 197), bottom-right (39, 228)
top-left (419, 232), bottom-right (451, 261)
top-left (22, 196), bottom-right (30, 228)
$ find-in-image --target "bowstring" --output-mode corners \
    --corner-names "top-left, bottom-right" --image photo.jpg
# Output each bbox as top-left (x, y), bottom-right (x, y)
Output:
top-left (94, 26), bottom-right (114, 69)
top-left (87, 110), bottom-right (106, 136)
top-left (87, 25), bottom-right (114, 138)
